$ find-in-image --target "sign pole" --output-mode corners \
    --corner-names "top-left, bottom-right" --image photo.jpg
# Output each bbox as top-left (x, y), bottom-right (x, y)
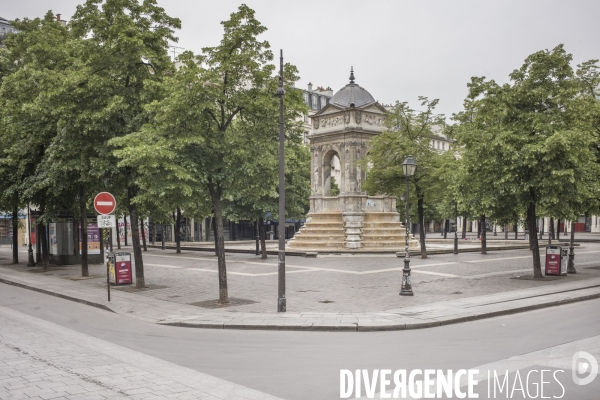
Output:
top-left (104, 227), bottom-right (110, 302)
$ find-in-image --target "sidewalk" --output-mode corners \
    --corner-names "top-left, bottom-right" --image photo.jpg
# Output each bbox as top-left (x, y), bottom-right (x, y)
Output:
top-left (0, 307), bottom-right (280, 400)
top-left (1, 245), bottom-right (599, 332)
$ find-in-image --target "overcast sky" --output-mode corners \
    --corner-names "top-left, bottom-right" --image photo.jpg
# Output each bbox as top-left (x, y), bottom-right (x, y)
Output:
top-left (3, 0), bottom-right (599, 118)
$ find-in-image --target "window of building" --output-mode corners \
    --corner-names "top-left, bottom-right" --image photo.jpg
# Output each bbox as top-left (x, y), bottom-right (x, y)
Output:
top-left (303, 93), bottom-right (309, 105)
top-left (303, 114), bottom-right (308, 123)
top-left (312, 95), bottom-right (317, 109)
top-left (321, 97), bottom-right (327, 108)
top-left (442, 142), bottom-right (445, 150)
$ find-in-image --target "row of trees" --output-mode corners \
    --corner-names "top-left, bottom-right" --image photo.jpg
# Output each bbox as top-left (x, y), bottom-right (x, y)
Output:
top-left (365, 45), bottom-right (600, 277)
top-left (0, 1), bottom-right (310, 303)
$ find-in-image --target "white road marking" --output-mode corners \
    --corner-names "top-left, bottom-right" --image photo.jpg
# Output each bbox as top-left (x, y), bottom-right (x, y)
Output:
top-left (145, 263), bottom-right (319, 276)
top-left (411, 270), bottom-right (461, 278)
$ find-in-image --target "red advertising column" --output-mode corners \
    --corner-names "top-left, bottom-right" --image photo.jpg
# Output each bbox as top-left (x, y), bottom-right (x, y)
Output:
top-left (545, 247), bottom-right (561, 276)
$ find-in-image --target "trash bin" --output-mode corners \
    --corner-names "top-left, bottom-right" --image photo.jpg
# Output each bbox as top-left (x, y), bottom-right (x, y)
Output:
top-left (108, 252), bottom-right (133, 285)
top-left (267, 231), bottom-right (274, 240)
top-left (560, 248), bottom-right (568, 276)
top-left (545, 246), bottom-right (562, 276)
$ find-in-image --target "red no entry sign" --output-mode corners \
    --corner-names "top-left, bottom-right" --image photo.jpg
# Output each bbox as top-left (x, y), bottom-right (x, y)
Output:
top-left (94, 192), bottom-right (116, 215)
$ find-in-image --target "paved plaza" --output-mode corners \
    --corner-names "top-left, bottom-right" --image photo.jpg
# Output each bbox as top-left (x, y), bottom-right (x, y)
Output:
top-left (1, 241), bottom-right (599, 330)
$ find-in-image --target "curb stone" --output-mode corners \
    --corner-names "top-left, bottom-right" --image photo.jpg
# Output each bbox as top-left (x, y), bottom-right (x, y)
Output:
top-left (0, 277), bottom-right (115, 313)
top-left (1, 275), bottom-right (599, 332)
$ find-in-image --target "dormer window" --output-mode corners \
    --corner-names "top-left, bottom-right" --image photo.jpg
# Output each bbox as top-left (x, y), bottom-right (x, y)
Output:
top-left (312, 95), bottom-right (317, 109)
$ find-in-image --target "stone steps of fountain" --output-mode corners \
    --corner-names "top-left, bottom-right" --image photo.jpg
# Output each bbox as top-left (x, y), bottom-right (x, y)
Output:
top-left (362, 235), bottom-right (407, 241)
top-left (287, 241), bottom-right (346, 249)
top-left (363, 222), bottom-right (404, 228)
top-left (362, 240), bottom-right (405, 247)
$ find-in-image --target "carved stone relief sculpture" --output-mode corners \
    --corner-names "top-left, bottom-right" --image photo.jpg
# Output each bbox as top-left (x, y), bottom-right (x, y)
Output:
top-left (355, 111), bottom-right (362, 124)
top-left (344, 163), bottom-right (350, 193)
top-left (344, 111), bottom-right (350, 124)
top-left (321, 116), bottom-right (344, 128)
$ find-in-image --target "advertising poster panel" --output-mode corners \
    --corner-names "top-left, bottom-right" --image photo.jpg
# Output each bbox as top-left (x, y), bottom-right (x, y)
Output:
top-left (545, 247), bottom-right (561, 275)
top-left (79, 222), bottom-right (101, 255)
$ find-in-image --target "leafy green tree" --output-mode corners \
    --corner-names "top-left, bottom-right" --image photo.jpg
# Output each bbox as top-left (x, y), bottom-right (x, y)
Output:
top-left (364, 97), bottom-right (446, 258)
top-left (0, 12), bottom-right (75, 269)
top-left (330, 177), bottom-right (340, 197)
top-left (56, 0), bottom-right (180, 286)
top-left (113, 5), bottom-right (305, 302)
top-left (454, 45), bottom-right (600, 277)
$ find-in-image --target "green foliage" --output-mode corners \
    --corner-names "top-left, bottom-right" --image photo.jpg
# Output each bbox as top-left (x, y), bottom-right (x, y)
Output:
top-left (453, 44), bottom-right (600, 222)
top-left (330, 177), bottom-right (340, 197)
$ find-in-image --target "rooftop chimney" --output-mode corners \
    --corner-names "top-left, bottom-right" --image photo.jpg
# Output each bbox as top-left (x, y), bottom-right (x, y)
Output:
top-left (56, 14), bottom-right (61, 21)
top-left (307, 82), bottom-right (313, 92)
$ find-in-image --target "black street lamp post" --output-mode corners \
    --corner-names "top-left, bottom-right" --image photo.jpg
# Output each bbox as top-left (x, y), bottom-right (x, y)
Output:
top-left (276, 50), bottom-right (286, 312)
top-left (400, 156), bottom-right (417, 296)
top-left (454, 202), bottom-right (458, 255)
top-left (255, 220), bottom-right (260, 256)
top-left (567, 221), bottom-right (576, 274)
top-left (27, 204), bottom-right (35, 267)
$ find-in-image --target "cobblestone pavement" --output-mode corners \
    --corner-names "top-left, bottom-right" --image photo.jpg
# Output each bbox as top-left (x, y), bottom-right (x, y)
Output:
top-left (1, 243), bottom-right (600, 314)
top-left (0, 306), bottom-right (279, 400)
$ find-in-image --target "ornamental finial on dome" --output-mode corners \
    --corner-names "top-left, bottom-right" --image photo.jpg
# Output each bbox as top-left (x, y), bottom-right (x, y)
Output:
top-left (349, 66), bottom-right (355, 84)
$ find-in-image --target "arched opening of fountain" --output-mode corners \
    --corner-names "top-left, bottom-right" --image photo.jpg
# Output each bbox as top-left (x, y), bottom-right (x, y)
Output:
top-left (322, 149), bottom-right (342, 196)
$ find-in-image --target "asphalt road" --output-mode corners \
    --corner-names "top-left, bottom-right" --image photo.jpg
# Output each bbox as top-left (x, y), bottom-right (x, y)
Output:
top-left (1, 284), bottom-right (598, 399)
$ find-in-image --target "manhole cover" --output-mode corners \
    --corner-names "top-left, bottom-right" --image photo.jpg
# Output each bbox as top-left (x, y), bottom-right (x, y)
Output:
top-left (189, 298), bottom-right (258, 309)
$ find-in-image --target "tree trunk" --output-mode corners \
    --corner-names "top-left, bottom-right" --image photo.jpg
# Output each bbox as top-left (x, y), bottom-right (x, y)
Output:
top-left (174, 207), bottom-right (181, 254)
top-left (418, 196), bottom-right (427, 259)
top-left (79, 185), bottom-right (89, 277)
top-left (514, 221), bottom-right (518, 240)
top-left (140, 219), bottom-right (147, 252)
top-left (39, 221), bottom-right (49, 270)
top-left (550, 217), bottom-right (555, 240)
top-left (443, 219), bottom-right (448, 239)
top-left (527, 197), bottom-right (543, 278)
top-left (151, 221), bottom-right (156, 245)
top-left (480, 214), bottom-right (487, 254)
top-left (259, 216), bottom-right (267, 259)
top-left (539, 217), bottom-right (544, 240)
top-left (210, 187), bottom-right (228, 303)
top-left (127, 187), bottom-right (145, 288)
top-left (462, 216), bottom-right (467, 239)
top-left (212, 217), bottom-right (218, 256)
top-left (117, 219), bottom-right (121, 250)
top-left (477, 221), bottom-right (481, 239)
top-left (557, 219), bottom-right (561, 241)
top-left (505, 225), bottom-right (509, 240)
top-left (123, 215), bottom-right (128, 246)
top-left (11, 206), bottom-right (18, 264)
